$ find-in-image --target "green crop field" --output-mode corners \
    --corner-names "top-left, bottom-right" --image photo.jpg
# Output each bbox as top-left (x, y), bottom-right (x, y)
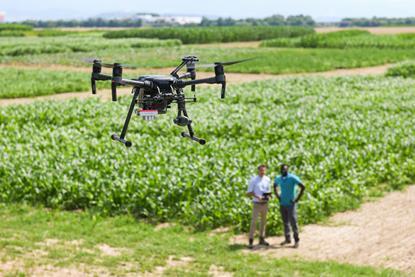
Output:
top-left (0, 36), bottom-right (181, 57)
top-left (4, 44), bottom-right (415, 76)
top-left (1, 77), bottom-right (414, 234)
top-left (0, 68), bottom-right (109, 98)
top-left (1, 25), bottom-right (415, 275)
top-left (386, 61), bottom-right (415, 78)
top-left (103, 26), bottom-right (315, 43)
top-left (261, 29), bottom-right (415, 49)
top-left (2, 30), bottom-right (415, 82)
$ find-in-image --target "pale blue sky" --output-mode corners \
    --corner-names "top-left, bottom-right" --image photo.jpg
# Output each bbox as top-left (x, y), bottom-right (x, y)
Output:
top-left (1, 0), bottom-right (414, 22)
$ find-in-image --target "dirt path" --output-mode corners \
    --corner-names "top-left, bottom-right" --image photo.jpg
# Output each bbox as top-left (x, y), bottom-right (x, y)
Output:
top-left (0, 64), bottom-right (391, 107)
top-left (231, 185), bottom-right (415, 274)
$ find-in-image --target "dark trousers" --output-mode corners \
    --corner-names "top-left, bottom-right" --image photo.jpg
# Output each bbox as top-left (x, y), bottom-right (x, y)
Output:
top-left (280, 204), bottom-right (299, 242)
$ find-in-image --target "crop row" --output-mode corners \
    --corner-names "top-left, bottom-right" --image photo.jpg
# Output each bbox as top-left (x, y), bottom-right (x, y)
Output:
top-left (386, 61), bottom-right (415, 78)
top-left (0, 68), bottom-right (110, 98)
top-left (103, 26), bottom-right (315, 44)
top-left (261, 30), bottom-right (415, 49)
top-left (1, 77), bottom-right (415, 234)
top-left (0, 36), bottom-right (181, 57)
top-left (4, 42), bottom-right (415, 76)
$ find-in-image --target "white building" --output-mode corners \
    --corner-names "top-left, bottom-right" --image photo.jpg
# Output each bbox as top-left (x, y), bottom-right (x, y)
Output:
top-left (0, 11), bottom-right (5, 22)
top-left (133, 14), bottom-right (202, 25)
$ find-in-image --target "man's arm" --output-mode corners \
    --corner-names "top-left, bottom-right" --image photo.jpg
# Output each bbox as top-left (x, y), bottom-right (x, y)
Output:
top-left (246, 191), bottom-right (262, 200)
top-left (273, 180), bottom-right (281, 201)
top-left (294, 183), bottom-right (305, 203)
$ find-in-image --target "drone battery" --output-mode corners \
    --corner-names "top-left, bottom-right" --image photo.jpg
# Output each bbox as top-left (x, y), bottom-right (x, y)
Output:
top-left (138, 109), bottom-right (158, 121)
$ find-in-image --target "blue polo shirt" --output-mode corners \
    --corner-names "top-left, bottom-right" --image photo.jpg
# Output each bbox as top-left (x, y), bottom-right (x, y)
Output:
top-left (274, 173), bottom-right (301, 206)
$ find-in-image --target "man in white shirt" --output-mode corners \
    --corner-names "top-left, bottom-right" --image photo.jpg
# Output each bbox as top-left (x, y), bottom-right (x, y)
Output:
top-left (246, 164), bottom-right (271, 249)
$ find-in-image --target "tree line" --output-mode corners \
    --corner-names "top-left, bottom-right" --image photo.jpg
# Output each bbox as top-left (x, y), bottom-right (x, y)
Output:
top-left (339, 17), bottom-right (415, 27)
top-left (17, 14), bottom-right (315, 28)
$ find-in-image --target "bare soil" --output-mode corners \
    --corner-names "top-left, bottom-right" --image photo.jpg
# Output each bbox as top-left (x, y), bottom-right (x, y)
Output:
top-left (231, 185), bottom-right (415, 274)
top-left (0, 64), bottom-right (391, 107)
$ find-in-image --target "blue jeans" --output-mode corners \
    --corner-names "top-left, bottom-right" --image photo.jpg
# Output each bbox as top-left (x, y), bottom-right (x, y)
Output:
top-left (280, 204), bottom-right (299, 242)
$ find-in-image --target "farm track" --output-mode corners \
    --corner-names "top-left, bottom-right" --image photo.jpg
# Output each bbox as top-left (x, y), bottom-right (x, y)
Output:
top-left (231, 185), bottom-right (415, 274)
top-left (0, 63), bottom-right (392, 106)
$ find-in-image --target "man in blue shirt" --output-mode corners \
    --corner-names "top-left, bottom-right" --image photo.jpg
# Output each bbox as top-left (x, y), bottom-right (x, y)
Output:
top-left (274, 164), bottom-right (305, 248)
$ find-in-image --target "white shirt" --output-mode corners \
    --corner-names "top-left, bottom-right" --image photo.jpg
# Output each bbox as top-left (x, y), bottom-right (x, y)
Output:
top-left (247, 175), bottom-right (271, 203)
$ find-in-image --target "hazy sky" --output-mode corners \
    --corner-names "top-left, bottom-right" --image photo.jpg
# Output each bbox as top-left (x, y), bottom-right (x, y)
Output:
top-left (1, 0), bottom-right (414, 22)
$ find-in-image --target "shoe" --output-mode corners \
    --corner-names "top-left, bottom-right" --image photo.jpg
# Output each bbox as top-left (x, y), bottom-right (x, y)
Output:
top-left (293, 241), bottom-right (299, 248)
top-left (280, 240), bottom-right (291, 246)
top-left (259, 237), bottom-right (270, 246)
top-left (248, 238), bottom-right (254, 249)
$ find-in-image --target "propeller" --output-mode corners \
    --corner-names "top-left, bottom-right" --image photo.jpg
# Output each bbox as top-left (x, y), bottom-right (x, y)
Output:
top-left (195, 58), bottom-right (256, 68)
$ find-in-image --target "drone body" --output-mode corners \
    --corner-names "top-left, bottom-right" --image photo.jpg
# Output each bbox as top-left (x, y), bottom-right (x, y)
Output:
top-left (90, 56), bottom-right (248, 147)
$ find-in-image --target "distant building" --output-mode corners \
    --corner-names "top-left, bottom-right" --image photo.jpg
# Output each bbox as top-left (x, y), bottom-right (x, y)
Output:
top-left (0, 11), bottom-right (5, 22)
top-left (133, 13), bottom-right (202, 25)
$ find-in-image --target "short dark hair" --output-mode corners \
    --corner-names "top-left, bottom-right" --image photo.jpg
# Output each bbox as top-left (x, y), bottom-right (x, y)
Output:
top-left (257, 164), bottom-right (267, 170)
top-left (280, 164), bottom-right (289, 170)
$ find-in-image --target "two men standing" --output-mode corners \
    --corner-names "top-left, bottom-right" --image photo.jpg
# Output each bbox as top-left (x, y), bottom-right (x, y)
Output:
top-left (246, 164), bottom-right (305, 249)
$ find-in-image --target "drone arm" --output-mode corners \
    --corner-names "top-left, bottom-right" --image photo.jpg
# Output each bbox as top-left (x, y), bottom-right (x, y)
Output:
top-left (174, 75), bottom-right (226, 98)
top-left (116, 78), bottom-right (153, 88)
top-left (91, 73), bottom-right (112, 94)
top-left (175, 76), bottom-right (217, 88)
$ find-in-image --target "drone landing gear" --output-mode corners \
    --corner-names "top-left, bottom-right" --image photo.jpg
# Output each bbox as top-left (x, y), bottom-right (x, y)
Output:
top-left (175, 101), bottom-right (206, 145)
top-left (111, 89), bottom-right (140, 148)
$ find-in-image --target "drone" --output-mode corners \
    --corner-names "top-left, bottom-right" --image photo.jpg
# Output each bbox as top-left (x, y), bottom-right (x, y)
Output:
top-left (89, 56), bottom-right (250, 147)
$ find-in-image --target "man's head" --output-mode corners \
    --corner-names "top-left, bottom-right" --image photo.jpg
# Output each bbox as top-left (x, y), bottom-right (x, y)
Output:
top-left (257, 164), bottom-right (267, 177)
top-left (280, 164), bottom-right (289, 177)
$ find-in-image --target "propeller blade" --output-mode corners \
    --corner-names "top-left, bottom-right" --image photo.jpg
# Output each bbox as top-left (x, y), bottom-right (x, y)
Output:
top-left (195, 58), bottom-right (256, 68)
top-left (82, 58), bottom-right (139, 69)
top-left (219, 57), bottom-right (256, 66)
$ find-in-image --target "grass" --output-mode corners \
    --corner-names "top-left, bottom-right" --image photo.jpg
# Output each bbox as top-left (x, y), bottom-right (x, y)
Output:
top-left (0, 203), bottom-right (402, 276)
